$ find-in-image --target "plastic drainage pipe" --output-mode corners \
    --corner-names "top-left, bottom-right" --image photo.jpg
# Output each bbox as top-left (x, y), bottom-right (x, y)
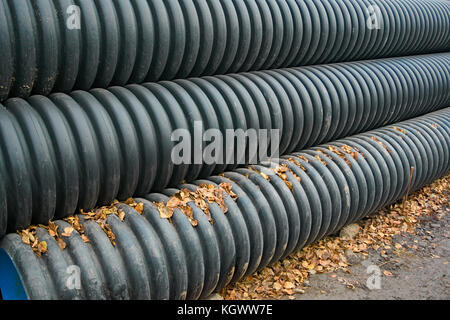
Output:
top-left (0, 0), bottom-right (449, 101)
top-left (0, 53), bottom-right (449, 238)
top-left (0, 249), bottom-right (27, 300)
top-left (1, 108), bottom-right (448, 300)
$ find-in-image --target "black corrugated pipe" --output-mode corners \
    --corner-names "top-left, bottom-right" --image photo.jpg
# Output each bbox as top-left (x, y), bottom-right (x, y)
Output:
top-left (0, 53), bottom-right (449, 237)
top-left (0, 108), bottom-right (448, 300)
top-left (1, 0), bottom-right (449, 101)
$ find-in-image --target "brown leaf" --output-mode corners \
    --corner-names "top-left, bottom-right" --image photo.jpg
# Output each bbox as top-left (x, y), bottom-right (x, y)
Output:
top-left (48, 221), bottom-right (58, 237)
top-left (154, 202), bottom-right (173, 219)
top-left (61, 227), bottom-right (74, 237)
top-left (118, 210), bottom-right (125, 222)
top-left (188, 217), bottom-right (199, 227)
top-left (57, 238), bottom-right (66, 250)
top-left (26, 230), bottom-right (36, 243)
top-left (392, 126), bottom-right (406, 134)
top-left (135, 202), bottom-right (144, 214)
top-left (273, 282), bottom-right (282, 291)
top-left (383, 270), bottom-right (393, 277)
top-left (260, 172), bottom-right (270, 180)
top-left (319, 259), bottom-right (331, 267)
top-left (20, 232), bottom-right (31, 245)
top-left (284, 281), bottom-right (295, 289)
top-left (37, 241), bottom-right (48, 254)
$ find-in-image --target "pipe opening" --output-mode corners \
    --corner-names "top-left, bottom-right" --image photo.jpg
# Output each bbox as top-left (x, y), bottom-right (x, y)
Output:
top-left (0, 249), bottom-right (27, 300)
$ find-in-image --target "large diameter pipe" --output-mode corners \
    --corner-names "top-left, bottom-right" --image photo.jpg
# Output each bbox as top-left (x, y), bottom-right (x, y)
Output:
top-left (1, 0), bottom-right (449, 101)
top-left (0, 108), bottom-right (448, 299)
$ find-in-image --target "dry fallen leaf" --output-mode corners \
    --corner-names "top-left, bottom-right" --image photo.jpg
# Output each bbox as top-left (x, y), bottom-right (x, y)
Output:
top-left (61, 227), bottom-right (74, 237)
top-left (154, 202), bottom-right (174, 219)
top-left (48, 221), bottom-right (58, 237)
top-left (392, 126), bottom-right (406, 134)
top-left (37, 241), bottom-right (47, 254)
top-left (118, 210), bottom-right (125, 222)
top-left (219, 182), bottom-right (238, 201)
top-left (152, 183), bottom-right (238, 226)
top-left (20, 232), bottom-right (30, 245)
top-left (135, 202), bottom-right (144, 214)
top-left (54, 238), bottom-right (64, 251)
top-left (284, 282), bottom-right (295, 289)
top-left (287, 157), bottom-right (306, 171)
top-left (383, 270), bottom-right (393, 277)
top-left (314, 154), bottom-right (328, 166)
top-left (18, 227), bottom-right (49, 257)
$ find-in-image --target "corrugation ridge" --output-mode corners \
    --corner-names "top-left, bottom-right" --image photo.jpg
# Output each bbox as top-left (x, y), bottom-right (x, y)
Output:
top-left (0, 54), bottom-right (449, 236)
top-left (1, 108), bottom-right (448, 299)
top-left (0, 0), bottom-right (449, 100)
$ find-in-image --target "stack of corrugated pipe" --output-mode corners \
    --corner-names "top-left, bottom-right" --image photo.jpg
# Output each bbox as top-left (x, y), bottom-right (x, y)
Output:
top-left (0, 0), bottom-right (449, 300)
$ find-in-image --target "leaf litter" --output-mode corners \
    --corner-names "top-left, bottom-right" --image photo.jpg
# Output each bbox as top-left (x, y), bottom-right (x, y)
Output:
top-left (152, 182), bottom-right (238, 226)
top-left (15, 166), bottom-right (447, 298)
top-left (17, 183), bottom-right (238, 256)
top-left (222, 174), bottom-right (449, 300)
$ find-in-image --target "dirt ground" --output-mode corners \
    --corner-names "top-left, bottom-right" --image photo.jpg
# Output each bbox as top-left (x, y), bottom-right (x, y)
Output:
top-left (289, 209), bottom-right (450, 300)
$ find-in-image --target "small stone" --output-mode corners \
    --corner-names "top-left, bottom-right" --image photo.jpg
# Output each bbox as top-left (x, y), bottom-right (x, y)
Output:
top-left (430, 223), bottom-right (441, 228)
top-left (340, 224), bottom-right (360, 240)
top-left (206, 293), bottom-right (223, 300)
top-left (294, 288), bottom-right (305, 294)
top-left (344, 249), bottom-right (361, 265)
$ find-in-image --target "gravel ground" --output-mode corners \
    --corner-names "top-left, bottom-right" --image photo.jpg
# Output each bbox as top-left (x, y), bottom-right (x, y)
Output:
top-left (291, 211), bottom-right (450, 300)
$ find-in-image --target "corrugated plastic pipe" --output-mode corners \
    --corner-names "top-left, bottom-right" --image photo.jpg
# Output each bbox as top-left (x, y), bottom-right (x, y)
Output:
top-left (0, 108), bottom-right (448, 300)
top-left (1, 0), bottom-right (449, 101)
top-left (0, 53), bottom-right (449, 237)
